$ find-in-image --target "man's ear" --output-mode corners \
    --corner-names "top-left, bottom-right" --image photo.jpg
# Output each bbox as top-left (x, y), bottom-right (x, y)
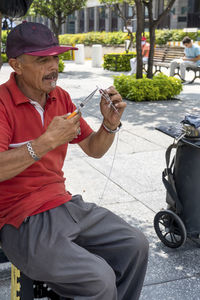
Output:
top-left (8, 58), bottom-right (23, 75)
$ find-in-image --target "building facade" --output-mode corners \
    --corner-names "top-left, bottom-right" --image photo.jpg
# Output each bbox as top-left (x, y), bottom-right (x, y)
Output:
top-left (27, 0), bottom-right (200, 34)
top-left (169, 0), bottom-right (200, 29)
top-left (68, 0), bottom-right (200, 34)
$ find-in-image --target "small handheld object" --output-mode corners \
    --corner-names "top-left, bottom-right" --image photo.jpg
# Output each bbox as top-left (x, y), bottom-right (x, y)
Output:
top-left (98, 87), bottom-right (120, 115)
top-left (67, 87), bottom-right (98, 119)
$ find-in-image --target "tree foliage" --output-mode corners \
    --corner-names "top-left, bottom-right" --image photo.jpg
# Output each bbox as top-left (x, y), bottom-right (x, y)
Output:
top-left (31, 0), bottom-right (87, 39)
top-left (100, 0), bottom-right (136, 51)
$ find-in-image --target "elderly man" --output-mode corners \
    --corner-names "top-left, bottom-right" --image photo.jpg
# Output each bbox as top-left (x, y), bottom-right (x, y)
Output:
top-left (170, 36), bottom-right (200, 81)
top-left (0, 22), bottom-right (148, 300)
top-left (129, 36), bottom-right (150, 75)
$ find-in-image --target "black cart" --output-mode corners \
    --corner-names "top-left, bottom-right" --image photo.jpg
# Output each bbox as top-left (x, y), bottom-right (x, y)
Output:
top-left (154, 124), bottom-right (200, 248)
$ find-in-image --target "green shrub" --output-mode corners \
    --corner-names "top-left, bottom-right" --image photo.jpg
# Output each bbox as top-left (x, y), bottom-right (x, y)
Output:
top-left (155, 29), bottom-right (173, 45)
top-left (155, 29), bottom-right (200, 45)
top-left (1, 30), bottom-right (9, 53)
top-left (59, 33), bottom-right (75, 45)
top-left (103, 52), bottom-right (136, 71)
top-left (58, 59), bottom-right (65, 72)
top-left (59, 31), bottom-right (127, 46)
top-left (59, 29), bottom-right (200, 48)
top-left (59, 51), bottom-right (72, 60)
top-left (113, 73), bottom-right (182, 101)
top-left (1, 53), bottom-right (8, 62)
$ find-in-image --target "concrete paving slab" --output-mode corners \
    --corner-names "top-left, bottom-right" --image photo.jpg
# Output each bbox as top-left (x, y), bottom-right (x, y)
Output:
top-left (135, 188), bottom-right (167, 212)
top-left (141, 276), bottom-right (200, 300)
top-left (64, 147), bottom-right (138, 204)
top-left (82, 150), bottom-right (166, 195)
top-left (0, 279), bottom-right (10, 300)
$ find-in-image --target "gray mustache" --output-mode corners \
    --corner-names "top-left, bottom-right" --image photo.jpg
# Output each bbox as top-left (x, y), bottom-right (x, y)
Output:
top-left (43, 72), bottom-right (58, 80)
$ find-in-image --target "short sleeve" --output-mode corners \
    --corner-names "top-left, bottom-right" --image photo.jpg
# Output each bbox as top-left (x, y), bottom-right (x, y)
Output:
top-left (195, 46), bottom-right (200, 56)
top-left (69, 117), bottom-right (93, 144)
top-left (0, 101), bottom-right (12, 151)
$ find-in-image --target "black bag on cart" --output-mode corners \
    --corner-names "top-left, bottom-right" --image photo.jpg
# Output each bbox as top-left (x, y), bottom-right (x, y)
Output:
top-left (0, 0), bottom-right (33, 17)
top-left (154, 118), bottom-right (200, 248)
top-left (174, 141), bottom-right (200, 235)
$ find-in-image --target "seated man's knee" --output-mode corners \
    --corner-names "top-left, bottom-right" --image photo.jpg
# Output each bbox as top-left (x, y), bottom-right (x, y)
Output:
top-left (128, 229), bottom-right (149, 260)
top-left (130, 57), bottom-right (136, 63)
top-left (170, 60), bottom-right (177, 68)
top-left (180, 62), bottom-right (186, 68)
top-left (90, 261), bottom-right (116, 297)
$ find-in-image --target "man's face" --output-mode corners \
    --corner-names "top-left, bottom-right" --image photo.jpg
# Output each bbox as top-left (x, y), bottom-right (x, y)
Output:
top-left (15, 54), bottom-right (59, 94)
top-left (184, 42), bottom-right (192, 48)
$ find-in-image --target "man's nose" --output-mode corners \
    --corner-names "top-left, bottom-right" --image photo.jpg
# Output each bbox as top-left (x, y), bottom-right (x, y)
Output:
top-left (48, 56), bottom-right (59, 69)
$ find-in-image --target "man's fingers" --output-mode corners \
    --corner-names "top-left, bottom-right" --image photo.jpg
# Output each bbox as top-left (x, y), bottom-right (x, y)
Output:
top-left (115, 102), bottom-right (127, 109)
top-left (110, 93), bottom-right (122, 103)
top-left (104, 86), bottom-right (117, 95)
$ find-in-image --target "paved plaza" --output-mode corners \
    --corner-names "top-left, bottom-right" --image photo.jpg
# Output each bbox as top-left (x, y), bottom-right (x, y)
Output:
top-left (0, 60), bottom-right (200, 300)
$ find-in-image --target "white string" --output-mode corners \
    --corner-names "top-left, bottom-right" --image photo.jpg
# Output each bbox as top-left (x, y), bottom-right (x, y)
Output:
top-left (98, 130), bottom-right (120, 203)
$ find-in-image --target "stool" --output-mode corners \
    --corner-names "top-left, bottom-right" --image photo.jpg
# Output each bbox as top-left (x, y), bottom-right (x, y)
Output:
top-left (11, 264), bottom-right (73, 300)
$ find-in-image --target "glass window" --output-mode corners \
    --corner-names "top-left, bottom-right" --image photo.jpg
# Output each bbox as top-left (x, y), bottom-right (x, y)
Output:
top-left (80, 9), bottom-right (84, 33)
top-left (194, 0), bottom-right (200, 12)
top-left (89, 7), bottom-right (94, 31)
top-left (99, 6), bottom-right (105, 31)
top-left (111, 5), bottom-right (118, 31)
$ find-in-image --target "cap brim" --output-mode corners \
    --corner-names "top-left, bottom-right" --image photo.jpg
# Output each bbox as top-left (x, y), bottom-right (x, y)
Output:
top-left (25, 45), bottom-right (78, 56)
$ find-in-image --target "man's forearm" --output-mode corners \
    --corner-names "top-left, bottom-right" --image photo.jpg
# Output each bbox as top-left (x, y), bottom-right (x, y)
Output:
top-left (0, 112), bottom-right (85, 182)
top-left (0, 134), bottom-right (52, 182)
top-left (79, 124), bottom-right (117, 158)
top-left (193, 55), bottom-right (200, 62)
top-left (184, 56), bottom-right (200, 62)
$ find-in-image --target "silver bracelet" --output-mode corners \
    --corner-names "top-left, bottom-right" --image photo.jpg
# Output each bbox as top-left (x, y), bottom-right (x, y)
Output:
top-left (26, 142), bottom-right (40, 161)
top-left (102, 122), bottom-right (122, 134)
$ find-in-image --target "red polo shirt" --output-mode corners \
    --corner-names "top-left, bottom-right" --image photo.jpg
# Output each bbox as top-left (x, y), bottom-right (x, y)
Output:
top-left (0, 72), bottom-right (93, 229)
top-left (142, 43), bottom-right (150, 58)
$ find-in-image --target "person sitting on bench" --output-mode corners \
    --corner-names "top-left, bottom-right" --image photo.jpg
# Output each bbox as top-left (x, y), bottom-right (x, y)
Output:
top-left (129, 36), bottom-right (150, 75)
top-left (0, 22), bottom-right (149, 300)
top-left (169, 36), bottom-right (200, 81)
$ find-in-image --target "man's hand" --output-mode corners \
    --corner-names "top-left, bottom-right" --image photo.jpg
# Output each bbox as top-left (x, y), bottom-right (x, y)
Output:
top-left (100, 86), bottom-right (126, 130)
top-left (78, 87), bottom-right (126, 158)
top-left (44, 113), bottom-right (81, 150)
top-left (182, 57), bottom-right (190, 61)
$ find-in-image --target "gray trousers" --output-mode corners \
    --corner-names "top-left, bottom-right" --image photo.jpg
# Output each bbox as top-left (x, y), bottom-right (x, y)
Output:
top-left (0, 195), bottom-right (149, 300)
top-left (129, 57), bottom-right (148, 75)
top-left (169, 58), bottom-right (197, 80)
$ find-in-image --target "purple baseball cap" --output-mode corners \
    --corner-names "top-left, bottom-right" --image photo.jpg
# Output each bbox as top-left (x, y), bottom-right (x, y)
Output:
top-left (6, 21), bottom-right (78, 59)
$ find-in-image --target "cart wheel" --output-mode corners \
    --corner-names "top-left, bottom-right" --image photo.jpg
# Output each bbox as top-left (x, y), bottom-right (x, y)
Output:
top-left (154, 210), bottom-right (187, 248)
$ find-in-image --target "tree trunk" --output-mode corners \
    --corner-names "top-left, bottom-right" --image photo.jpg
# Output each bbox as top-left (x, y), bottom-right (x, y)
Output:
top-left (147, 24), bottom-right (156, 78)
top-left (50, 18), bottom-right (60, 40)
top-left (146, 0), bottom-right (154, 79)
top-left (0, 12), bottom-right (2, 70)
top-left (144, 0), bottom-right (176, 78)
top-left (135, 0), bottom-right (144, 79)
